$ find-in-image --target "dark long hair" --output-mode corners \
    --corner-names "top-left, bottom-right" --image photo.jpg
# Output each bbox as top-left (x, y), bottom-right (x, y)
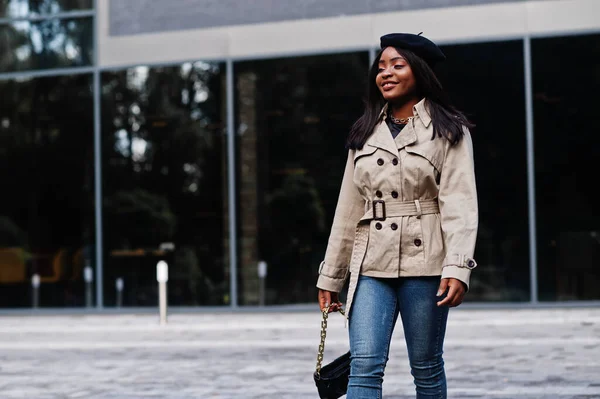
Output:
top-left (346, 48), bottom-right (474, 149)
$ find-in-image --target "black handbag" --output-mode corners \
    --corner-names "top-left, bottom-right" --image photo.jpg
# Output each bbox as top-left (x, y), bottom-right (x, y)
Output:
top-left (313, 306), bottom-right (351, 399)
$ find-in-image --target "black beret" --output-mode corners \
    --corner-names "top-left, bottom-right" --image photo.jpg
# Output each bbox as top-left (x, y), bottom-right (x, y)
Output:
top-left (380, 32), bottom-right (446, 66)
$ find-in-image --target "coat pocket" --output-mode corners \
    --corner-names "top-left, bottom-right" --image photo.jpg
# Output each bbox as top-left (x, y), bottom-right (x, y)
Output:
top-left (421, 213), bottom-right (445, 268)
top-left (362, 218), bottom-right (401, 274)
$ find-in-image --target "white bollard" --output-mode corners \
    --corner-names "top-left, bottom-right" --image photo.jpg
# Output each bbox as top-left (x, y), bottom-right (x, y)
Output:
top-left (84, 265), bottom-right (94, 308)
top-left (31, 274), bottom-right (40, 308)
top-left (115, 278), bottom-right (124, 308)
top-left (156, 261), bottom-right (169, 325)
top-left (258, 260), bottom-right (267, 306)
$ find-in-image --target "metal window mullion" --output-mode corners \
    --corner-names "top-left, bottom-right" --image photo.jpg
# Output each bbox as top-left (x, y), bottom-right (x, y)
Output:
top-left (93, 0), bottom-right (103, 309)
top-left (0, 9), bottom-right (94, 24)
top-left (93, 68), bottom-right (103, 309)
top-left (0, 66), bottom-right (95, 81)
top-left (524, 36), bottom-right (538, 304)
top-left (226, 59), bottom-right (238, 308)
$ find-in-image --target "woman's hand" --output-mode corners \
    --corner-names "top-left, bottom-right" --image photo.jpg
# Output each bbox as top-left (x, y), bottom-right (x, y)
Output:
top-left (436, 278), bottom-right (466, 307)
top-left (318, 289), bottom-right (343, 313)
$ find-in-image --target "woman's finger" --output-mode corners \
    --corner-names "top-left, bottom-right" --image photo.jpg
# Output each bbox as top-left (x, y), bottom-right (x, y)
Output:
top-left (318, 290), bottom-right (331, 311)
top-left (449, 285), bottom-right (465, 307)
top-left (450, 293), bottom-right (463, 307)
top-left (437, 278), bottom-right (449, 297)
top-left (437, 283), bottom-right (458, 307)
top-left (328, 292), bottom-right (337, 312)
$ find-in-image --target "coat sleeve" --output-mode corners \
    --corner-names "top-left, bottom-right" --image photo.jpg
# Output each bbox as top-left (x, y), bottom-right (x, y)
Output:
top-left (438, 127), bottom-right (479, 290)
top-left (316, 150), bottom-right (365, 293)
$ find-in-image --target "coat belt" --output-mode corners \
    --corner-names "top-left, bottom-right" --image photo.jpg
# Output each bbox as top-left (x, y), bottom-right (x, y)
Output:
top-left (361, 198), bottom-right (439, 221)
top-left (344, 198), bottom-right (440, 319)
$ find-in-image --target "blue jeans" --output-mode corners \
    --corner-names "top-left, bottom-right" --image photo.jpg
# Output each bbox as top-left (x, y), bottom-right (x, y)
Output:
top-left (347, 275), bottom-right (449, 399)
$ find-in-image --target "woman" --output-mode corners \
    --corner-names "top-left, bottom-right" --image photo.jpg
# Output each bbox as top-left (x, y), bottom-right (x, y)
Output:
top-left (316, 32), bottom-right (478, 398)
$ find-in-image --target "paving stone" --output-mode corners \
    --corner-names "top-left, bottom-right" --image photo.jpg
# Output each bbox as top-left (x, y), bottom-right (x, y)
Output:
top-left (0, 308), bottom-right (599, 398)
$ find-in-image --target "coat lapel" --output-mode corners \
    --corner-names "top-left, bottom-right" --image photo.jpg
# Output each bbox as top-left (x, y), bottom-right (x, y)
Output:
top-left (367, 99), bottom-right (431, 154)
top-left (366, 120), bottom-right (400, 157)
top-left (394, 121), bottom-right (418, 150)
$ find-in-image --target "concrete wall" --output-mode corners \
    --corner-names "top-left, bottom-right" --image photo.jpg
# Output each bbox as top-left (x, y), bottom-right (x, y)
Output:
top-left (98, 0), bottom-right (600, 67)
top-left (109, 0), bottom-right (544, 36)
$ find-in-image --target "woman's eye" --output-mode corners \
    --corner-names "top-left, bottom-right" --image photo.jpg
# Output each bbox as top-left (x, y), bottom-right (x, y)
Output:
top-left (394, 65), bottom-right (404, 69)
top-left (378, 68), bottom-right (384, 73)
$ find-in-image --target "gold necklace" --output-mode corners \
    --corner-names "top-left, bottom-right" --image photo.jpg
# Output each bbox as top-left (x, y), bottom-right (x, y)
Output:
top-left (389, 114), bottom-right (413, 124)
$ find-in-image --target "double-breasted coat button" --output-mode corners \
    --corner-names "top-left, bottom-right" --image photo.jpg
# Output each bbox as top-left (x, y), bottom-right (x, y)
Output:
top-left (390, 223), bottom-right (398, 230)
top-left (391, 191), bottom-right (398, 198)
top-left (414, 238), bottom-right (422, 247)
top-left (375, 222), bottom-right (382, 230)
top-left (377, 158), bottom-right (384, 166)
top-left (376, 190), bottom-right (383, 198)
top-left (392, 158), bottom-right (398, 165)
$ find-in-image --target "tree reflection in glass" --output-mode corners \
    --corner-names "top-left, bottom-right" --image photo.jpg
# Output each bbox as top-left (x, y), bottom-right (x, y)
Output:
top-left (532, 34), bottom-right (600, 301)
top-left (234, 52), bottom-right (369, 305)
top-left (0, 17), bottom-right (92, 72)
top-left (101, 62), bottom-right (227, 307)
top-left (0, 74), bottom-right (94, 308)
top-left (436, 40), bottom-right (529, 302)
top-left (0, 0), bottom-right (93, 18)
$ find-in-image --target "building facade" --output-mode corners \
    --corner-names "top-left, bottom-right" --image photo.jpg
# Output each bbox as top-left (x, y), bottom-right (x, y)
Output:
top-left (0, 0), bottom-right (598, 308)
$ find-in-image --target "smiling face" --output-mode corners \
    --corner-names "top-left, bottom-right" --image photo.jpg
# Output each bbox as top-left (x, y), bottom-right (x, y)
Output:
top-left (375, 47), bottom-right (418, 103)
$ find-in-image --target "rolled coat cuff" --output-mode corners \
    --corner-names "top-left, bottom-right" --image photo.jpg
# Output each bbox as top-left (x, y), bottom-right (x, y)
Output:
top-left (316, 261), bottom-right (348, 293)
top-left (441, 253), bottom-right (477, 291)
top-left (441, 265), bottom-right (472, 291)
top-left (316, 274), bottom-right (346, 293)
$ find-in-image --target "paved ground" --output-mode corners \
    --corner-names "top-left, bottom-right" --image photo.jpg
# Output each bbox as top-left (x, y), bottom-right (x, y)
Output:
top-left (0, 307), bottom-right (599, 398)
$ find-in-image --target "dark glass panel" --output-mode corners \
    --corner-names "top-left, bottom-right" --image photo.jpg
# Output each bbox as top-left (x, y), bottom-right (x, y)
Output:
top-left (436, 40), bottom-right (530, 301)
top-left (0, 17), bottom-right (92, 72)
top-left (532, 34), bottom-right (600, 301)
top-left (0, 74), bottom-right (94, 308)
top-left (101, 62), bottom-right (228, 307)
top-left (234, 52), bottom-right (369, 305)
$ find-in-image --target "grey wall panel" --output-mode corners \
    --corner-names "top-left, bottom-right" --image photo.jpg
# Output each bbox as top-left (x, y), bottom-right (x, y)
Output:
top-left (109, 0), bottom-right (551, 37)
top-left (300, 0), bottom-right (369, 20)
top-left (369, 0), bottom-right (505, 13)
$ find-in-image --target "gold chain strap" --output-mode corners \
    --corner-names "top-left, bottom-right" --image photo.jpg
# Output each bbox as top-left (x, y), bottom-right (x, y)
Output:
top-left (315, 305), bottom-right (345, 377)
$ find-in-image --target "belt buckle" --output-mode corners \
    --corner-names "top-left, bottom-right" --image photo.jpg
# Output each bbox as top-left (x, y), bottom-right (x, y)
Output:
top-left (372, 200), bottom-right (386, 221)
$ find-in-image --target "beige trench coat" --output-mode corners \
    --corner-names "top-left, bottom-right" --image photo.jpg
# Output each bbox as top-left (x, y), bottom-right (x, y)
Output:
top-left (316, 98), bottom-right (478, 318)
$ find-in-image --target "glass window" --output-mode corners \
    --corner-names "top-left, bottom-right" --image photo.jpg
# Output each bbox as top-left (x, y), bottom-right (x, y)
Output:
top-left (0, 74), bottom-right (94, 308)
top-left (0, 0), bottom-right (93, 18)
top-left (532, 33), bottom-right (600, 301)
top-left (0, 17), bottom-right (93, 72)
top-left (234, 52), bottom-right (369, 305)
top-left (101, 62), bottom-right (228, 307)
top-left (436, 40), bottom-right (530, 301)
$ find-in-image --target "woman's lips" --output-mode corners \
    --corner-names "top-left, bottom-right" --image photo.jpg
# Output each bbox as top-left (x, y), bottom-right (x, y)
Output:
top-left (382, 82), bottom-right (397, 91)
